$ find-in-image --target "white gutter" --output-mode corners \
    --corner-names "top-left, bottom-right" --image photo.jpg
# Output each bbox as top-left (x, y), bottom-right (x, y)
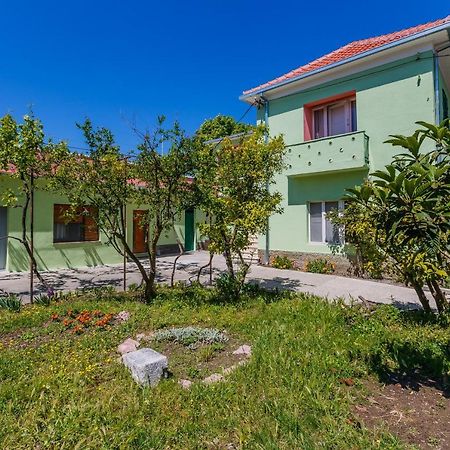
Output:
top-left (240, 20), bottom-right (450, 102)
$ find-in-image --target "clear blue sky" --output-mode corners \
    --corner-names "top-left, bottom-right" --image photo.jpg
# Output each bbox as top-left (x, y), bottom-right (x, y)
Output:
top-left (0, 0), bottom-right (447, 152)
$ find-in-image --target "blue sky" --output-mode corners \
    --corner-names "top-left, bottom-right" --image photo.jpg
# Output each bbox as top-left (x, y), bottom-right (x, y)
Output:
top-left (0, 0), bottom-right (447, 152)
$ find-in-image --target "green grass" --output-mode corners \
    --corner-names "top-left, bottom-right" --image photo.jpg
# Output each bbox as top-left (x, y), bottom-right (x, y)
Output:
top-left (0, 286), bottom-right (449, 449)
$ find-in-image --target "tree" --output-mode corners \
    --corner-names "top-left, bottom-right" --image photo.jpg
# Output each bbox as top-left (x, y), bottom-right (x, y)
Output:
top-left (337, 120), bottom-right (450, 313)
top-left (0, 114), bottom-right (67, 292)
top-left (53, 118), bottom-right (195, 301)
top-left (195, 115), bottom-right (252, 143)
top-left (194, 125), bottom-right (285, 297)
top-left (133, 117), bottom-right (195, 298)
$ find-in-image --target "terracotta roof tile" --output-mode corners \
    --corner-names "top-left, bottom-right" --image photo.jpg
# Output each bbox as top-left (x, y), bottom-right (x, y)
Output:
top-left (243, 16), bottom-right (450, 96)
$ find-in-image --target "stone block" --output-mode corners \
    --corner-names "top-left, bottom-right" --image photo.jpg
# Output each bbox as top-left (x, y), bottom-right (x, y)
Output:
top-left (122, 348), bottom-right (168, 386)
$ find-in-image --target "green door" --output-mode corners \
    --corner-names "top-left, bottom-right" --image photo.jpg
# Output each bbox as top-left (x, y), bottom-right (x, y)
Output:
top-left (184, 209), bottom-right (195, 252)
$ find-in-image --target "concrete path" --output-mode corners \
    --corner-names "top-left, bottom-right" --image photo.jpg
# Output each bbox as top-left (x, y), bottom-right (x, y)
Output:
top-left (0, 250), bottom-right (432, 309)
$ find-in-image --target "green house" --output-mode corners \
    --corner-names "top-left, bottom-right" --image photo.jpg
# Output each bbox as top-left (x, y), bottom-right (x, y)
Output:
top-left (240, 16), bottom-right (450, 269)
top-left (0, 175), bottom-right (201, 272)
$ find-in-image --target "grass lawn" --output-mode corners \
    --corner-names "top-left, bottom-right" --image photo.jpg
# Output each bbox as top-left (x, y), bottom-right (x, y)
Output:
top-left (1, 286), bottom-right (449, 449)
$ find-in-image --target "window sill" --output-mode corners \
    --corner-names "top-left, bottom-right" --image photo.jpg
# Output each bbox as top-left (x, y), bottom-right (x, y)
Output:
top-left (53, 241), bottom-right (102, 247)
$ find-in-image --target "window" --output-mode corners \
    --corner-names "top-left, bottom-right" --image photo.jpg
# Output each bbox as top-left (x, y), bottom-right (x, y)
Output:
top-left (312, 98), bottom-right (356, 139)
top-left (303, 91), bottom-right (357, 141)
top-left (53, 204), bottom-right (99, 243)
top-left (309, 201), bottom-right (344, 244)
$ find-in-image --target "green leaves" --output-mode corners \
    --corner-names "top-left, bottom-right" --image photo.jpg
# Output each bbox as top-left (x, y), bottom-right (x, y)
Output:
top-left (343, 121), bottom-right (450, 313)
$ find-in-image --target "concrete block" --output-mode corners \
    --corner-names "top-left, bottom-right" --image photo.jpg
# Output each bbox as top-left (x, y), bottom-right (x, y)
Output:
top-left (122, 348), bottom-right (168, 386)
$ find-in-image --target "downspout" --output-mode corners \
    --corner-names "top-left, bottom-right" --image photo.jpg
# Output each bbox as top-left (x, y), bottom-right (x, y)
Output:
top-left (433, 50), bottom-right (440, 124)
top-left (261, 95), bottom-right (270, 265)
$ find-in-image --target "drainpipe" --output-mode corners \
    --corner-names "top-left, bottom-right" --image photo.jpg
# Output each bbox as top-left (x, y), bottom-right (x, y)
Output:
top-left (433, 50), bottom-right (440, 124)
top-left (261, 95), bottom-right (270, 265)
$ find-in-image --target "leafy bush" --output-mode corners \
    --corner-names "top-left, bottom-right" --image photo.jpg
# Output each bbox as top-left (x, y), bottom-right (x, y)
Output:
top-left (272, 255), bottom-right (294, 270)
top-left (0, 293), bottom-right (22, 313)
top-left (152, 326), bottom-right (229, 347)
top-left (216, 273), bottom-right (241, 299)
top-left (306, 258), bottom-right (335, 274)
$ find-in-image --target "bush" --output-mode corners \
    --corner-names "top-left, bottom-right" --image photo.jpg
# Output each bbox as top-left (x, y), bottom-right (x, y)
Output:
top-left (216, 273), bottom-right (241, 299)
top-left (272, 255), bottom-right (294, 270)
top-left (306, 258), bottom-right (335, 274)
top-left (0, 293), bottom-right (22, 312)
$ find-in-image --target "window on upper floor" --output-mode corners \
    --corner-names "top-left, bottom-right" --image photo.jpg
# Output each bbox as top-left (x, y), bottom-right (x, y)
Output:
top-left (53, 204), bottom-right (99, 243)
top-left (304, 91), bottom-right (357, 141)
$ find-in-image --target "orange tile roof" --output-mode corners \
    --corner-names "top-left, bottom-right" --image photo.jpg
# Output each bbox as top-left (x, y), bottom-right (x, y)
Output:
top-left (243, 16), bottom-right (450, 96)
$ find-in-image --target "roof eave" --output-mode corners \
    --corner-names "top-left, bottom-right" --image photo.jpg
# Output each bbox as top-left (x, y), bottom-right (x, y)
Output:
top-left (239, 21), bottom-right (450, 103)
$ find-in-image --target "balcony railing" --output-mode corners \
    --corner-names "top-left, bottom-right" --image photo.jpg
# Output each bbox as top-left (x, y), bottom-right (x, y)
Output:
top-left (285, 131), bottom-right (369, 177)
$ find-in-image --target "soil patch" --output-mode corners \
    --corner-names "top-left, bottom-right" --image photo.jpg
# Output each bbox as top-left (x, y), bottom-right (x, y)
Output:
top-left (355, 375), bottom-right (450, 449)
top-left (149, 335), bottom-right (248, 381)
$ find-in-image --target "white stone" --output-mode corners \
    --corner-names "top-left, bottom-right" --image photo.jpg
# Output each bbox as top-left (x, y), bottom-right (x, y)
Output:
top-left (122, 348), bottom-right (168, 386)
top-left (117, 338), bottom-right (139, 355)
top-left (202, 373), bottom-right (224, 384)
top-left (178, 379), bottom-right (193, 389)
top-left (115, 311), bottom-right (130, 322)
top-left (232, 344), bottom-right (251, 357)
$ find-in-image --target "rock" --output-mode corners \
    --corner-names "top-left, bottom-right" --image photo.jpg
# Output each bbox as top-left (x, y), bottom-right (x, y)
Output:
top-left (117, 338), bottom-right (139, 355)
top-left (223, 359), bottom-right (248, 375)
top-left (135, 333), bottom-right (146, 342)
top-left (115, 311), bottom-right (130, 322)
top-left (202, 373), bottom-right (224, 384)
top-left (178, 379), bottom-right (193, 389)
top-left (232, 344), bottom-right (251, 357)
top-left (122, 348), bottom-right (168, 386)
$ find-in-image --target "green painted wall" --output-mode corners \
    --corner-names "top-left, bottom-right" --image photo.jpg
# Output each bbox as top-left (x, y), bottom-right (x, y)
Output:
top-left (258, 53), bottom-right (436, 254)
top-left (1, 176), bottom-right (203, 272)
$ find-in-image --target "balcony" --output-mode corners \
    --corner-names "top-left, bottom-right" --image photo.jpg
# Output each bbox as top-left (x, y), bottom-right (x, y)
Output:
top-left (285, 131), bottom-right (369, 177)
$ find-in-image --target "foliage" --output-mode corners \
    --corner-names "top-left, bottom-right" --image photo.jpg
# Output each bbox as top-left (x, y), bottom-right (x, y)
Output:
top-left (0, 293), bottom-right (21, 312)
top-left (271, 255), bottom-right (294, 270)
top-left (194, 124), bottom-right (285, 297)
top-left (0, 114), bottom-right (67, 290)
top-left (339, 120), bottom-right (450, 313)
top-left (1, 288), bottom-right (446, 448)
top-left (152, 326), bottom-right (228, 346)
top-left (305, 258), bottom-right (335, 274)
top-left (33, 293), bottom-right (52, 307)
top-left (327, 203), bottom-right (384, 279)
top-left (195, 114), bottom-right (252, 142)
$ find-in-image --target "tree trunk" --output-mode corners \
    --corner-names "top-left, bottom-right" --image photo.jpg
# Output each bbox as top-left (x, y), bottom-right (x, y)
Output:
top-left (428, 279), bottom-right (448, 313)
top-left (171, 239), bottom-right (184, 287)
top-left (196, 252), bottom-right (214, 284)
top-left (411, 281), bottom-right (432, 313)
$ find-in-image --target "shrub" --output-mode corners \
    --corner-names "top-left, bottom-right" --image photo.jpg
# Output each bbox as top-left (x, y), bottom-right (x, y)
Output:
top-left (152, 326), bottom-right (228, 347)
top-left (272, 255), bottom-right (294, 270)
top-left (306, 258), bottom-right (335, 274)
top-left (0, 293), bottom-right (22, 312)
top-left (216, 273), bottom-right (241, 299)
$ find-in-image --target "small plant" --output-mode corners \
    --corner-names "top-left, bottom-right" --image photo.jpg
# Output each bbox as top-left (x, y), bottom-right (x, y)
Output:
top-left (272, 255), bottom-right (294, 270)
top-left (306, 258), bottom-right (335, 274)
top-left (0, 293), bottom-right (22, 312)
top-left (197, 343), bottom-right (225, 362)
top-left (34, 293), bottom-right (52, 306)
top-left (152, 326), bottom-right (228, 347)
top-left (51, 309), bottom-right (115, 333)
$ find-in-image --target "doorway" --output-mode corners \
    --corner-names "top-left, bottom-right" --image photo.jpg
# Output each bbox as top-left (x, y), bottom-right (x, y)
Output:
top-left (184, 209), bottom-right (195, 252)
top-left (133, 210), bottom-right (148, 254)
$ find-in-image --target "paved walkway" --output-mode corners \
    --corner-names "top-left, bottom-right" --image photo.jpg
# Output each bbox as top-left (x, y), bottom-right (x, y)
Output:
top-left (0, 251), bottom-right (433, 309)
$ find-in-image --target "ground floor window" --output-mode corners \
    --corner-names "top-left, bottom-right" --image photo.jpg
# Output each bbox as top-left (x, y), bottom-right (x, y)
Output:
top-left (53, 204), bottom-right (99, 243)
top-left (309, 201), bottom-right (344, 244)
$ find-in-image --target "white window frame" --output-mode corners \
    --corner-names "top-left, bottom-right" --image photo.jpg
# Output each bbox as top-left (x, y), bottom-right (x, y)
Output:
top-left (308, 200), bottom-right (345, 244)
top-left (312, 98), bottom-right (356, 139)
